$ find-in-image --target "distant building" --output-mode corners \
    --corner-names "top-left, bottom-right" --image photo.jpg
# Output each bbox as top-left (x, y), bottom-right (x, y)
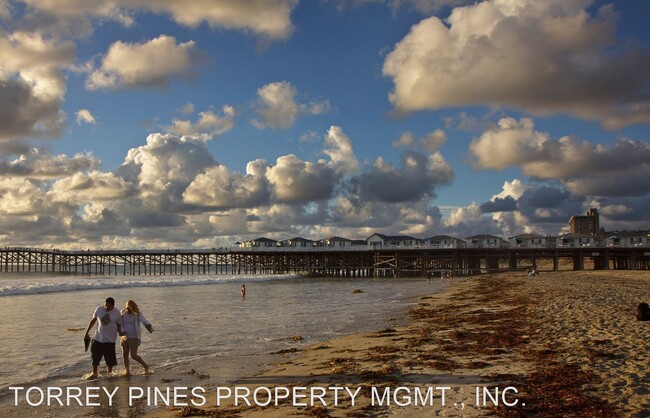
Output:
top-left (465, 234), bottom-right (506, 248)
top-left (606, 231), bottom-right (650, 247)
top-left (569, 208), bottom-right (599, 236)
top-left (318, 236), bottom-right (353, 248)
top-left (240, 237), bottom-right (278, 248)
top-left (508, 233), bottom-right (547, 248)
top-left (279, 237), bottom-right (317, 248)
top-left (558, 233), bottom-right (595, 247)
top-left (422, 235), bottom-right (465, 248)
top-left (367, 233), bottom-right (419, 248)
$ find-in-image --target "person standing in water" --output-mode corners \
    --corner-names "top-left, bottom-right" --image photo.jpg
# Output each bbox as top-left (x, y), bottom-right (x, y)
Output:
top-left (120, 300), bottom-right (154, 376)
top-left (84, 297), bottom-right (123, 379)
top-left (241, 284), bottom-right (246, 298)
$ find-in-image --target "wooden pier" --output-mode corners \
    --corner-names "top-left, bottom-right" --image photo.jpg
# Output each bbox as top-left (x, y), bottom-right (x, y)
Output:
top-left (1, 246), bottom-right (648, 277)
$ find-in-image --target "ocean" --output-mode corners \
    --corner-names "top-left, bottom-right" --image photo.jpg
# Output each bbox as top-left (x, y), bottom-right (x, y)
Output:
top-left (0, 272), bottom-right (449, 417)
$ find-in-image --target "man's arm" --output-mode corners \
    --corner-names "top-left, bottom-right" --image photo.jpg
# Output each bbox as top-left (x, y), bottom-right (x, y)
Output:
top-left (84, 317), bottom-right (97, 339)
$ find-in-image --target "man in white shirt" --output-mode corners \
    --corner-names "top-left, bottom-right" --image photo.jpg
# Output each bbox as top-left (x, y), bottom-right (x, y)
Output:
top-left (83, 297), bottom-right (123, 379)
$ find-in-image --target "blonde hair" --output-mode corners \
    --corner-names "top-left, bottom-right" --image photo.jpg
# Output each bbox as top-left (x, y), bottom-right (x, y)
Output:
top-left (125, 300), bottom-right (139, 315)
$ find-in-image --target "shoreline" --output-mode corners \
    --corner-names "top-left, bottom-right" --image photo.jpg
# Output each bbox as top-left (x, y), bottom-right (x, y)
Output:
top-left (145, 270), bottom-right (649, 417)
top-left (3, 271), bottom-right (648, 417)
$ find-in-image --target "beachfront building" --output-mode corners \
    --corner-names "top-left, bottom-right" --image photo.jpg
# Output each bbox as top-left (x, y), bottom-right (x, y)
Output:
top-left (558, 233), bottom-right (595, 247)
top-left (367, 233), bottom-right (420, 248)
top-left (569, 208), bottom-right (599, 236)
top-left (318, 236), bottom-right (353, 248)
top-left (465, 234), bottom-right (506, 248)
top-left (279, 237), bottom-right (317, 248)
top-left (606, 231), bottom-right (650, 247)
top-left (422, 235), bottom-right (465, 248)
top-left (239, 237), bottom-right (278, 248)
top-left (508, 233), bottom-right (547, 248)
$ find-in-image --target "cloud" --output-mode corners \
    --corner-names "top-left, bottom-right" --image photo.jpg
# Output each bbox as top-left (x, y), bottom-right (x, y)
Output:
top-left (266, 154), bottom-right (337, 203)
top-left (86, 35), bottom-right (202, 90)
top-left (358, 150), bottom-right (453, 203)
top-left (323, 125), bottom-right (359, 175)
top-left (420, 129), bottom-right (447, 152)
top-left (479, 196), bottom-right (517, 213)
top-left (0, 148), bottom-right (99, 178)
top-left (165, 106), bottom-right (235, 136)
top-left (469, 117), bottom-right (650, 196)
top-left (252, 81), bottom-right (330, 129)
top-left (383, 0), bottom-right (650, 129)
top-left (52, 171), bottom-right (135, 202)
top-left (0, 30), bottom-right (74, 139)
top-left (75, 109), bottom-right (96, 125)
top-left (392, 132), bottom-right (415, 148)
top-left (179, 102), bottom-right (194, 115)
top-left (17, 0), bottom-right (297, 40)
top-left (183, 160), bottom-right (270, 209)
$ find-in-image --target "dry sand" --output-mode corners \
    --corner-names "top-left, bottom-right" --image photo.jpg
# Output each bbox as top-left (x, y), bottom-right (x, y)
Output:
top-left (147, 270), bottom-right (650, 418)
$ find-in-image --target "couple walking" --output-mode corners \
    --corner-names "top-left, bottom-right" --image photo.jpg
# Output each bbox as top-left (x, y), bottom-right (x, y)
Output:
top-left (83, 297), bottom-right (154, 379)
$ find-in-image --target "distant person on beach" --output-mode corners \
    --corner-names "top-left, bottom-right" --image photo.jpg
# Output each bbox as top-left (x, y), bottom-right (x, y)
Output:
top-left (83, 297), bottom-right (122, 379)
top-left (120, 300), bottom-right (154, 376)
top-left (637, 302), bottom-right (650, 321)
top-left (241, 284), bottom-right (246, 298)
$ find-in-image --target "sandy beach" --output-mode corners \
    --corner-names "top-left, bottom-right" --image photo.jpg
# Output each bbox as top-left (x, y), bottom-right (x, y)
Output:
top-left (139, 270), bottom-right (650, 418)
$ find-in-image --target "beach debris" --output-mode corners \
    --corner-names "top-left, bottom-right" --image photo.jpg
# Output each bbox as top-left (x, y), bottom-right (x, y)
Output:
top-left (160, 377), bottom-right (177, 383)
top-left (292, 335), bottom-right (304, 341)
top-left (66, 327), bottom-right (84, 332)
top-left (304, 405), bottom-right (332, 418)
top-left (352, 289), bottom-right (363, 294)
top-left (313, 344), bottom-right (331, 350)
top-left (270, 347), bottom-right (300, 355)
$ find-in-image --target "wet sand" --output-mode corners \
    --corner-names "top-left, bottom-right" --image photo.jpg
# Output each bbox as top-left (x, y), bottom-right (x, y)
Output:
top-left (9, 270), bottom-right (646, 417)
top-left (140, 270), bottom-right (649, 418)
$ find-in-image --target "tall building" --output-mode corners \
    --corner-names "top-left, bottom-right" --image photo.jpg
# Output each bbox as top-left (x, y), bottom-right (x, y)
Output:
top-left (569, 208), bottom-right (599, 236)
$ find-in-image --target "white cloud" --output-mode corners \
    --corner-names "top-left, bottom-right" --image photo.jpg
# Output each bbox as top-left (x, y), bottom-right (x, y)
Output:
top-left (165, 106), bottom-right (235, 136)
top-left (183, 160), bottom-right (270, 209)
top-left (0, 30), bottom-right (74, 139)
top-left (252, 81), bottom-right (330, 129)
top-left (420, 129), bottom-right (446, 152)
top-left (469, 117), bottom-right (650, 196)
top-left (266, 154), bottom-right (337, 203)
top-left (392, 132), bottom-right (415, 148)
top-left (383, 0), bottom-right (650, 129)
top-left (52, 171), bottom-right (134, 202)
top-left (17, 0), bottom-right (297, 40)
top-left (0, 148), bottom-right (99, 178)
top-left (252, 81), bottom-right (299, 129)
top-left (86, 35), bottom-right (201, 90)
top-left (323, 125), bottom-right (359, 175)
top-left (75, 109), bottom-right (96, 125)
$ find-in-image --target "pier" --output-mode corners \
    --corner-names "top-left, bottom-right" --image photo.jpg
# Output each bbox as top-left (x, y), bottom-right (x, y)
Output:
top-left (0, 246), bottom-right (648, 277)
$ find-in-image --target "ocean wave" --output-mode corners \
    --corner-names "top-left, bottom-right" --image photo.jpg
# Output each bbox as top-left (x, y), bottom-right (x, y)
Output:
top-left (0, 274), bottom-right (300, 297)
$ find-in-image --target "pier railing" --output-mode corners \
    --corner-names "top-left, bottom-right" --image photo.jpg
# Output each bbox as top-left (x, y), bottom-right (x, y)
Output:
top-left (1, 246), bottom-right (648, 277)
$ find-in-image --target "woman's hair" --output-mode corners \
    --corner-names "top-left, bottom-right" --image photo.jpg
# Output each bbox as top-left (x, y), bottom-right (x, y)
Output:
top-left (125, 300), bottom-right (140, 315)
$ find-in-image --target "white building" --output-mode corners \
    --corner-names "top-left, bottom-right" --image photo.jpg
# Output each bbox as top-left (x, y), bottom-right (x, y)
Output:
top-left (239, 237), bottom-right (278, 248)
top-left (279, 237), bottom-right (317, 248)
top-left (606, 231), bottom-right (650, 247)
top-left (508, 233), bottom-right (547, 248)
top-left (465, 234), bottom-right (506, 248)
top-left (557, 233), bottom-right (594, 247)
top-left (366, 233), bottom-right (420, 248)
top-left (422, 235), bottom-right (465, 248)
top-left (318, 236), bottom-right (353, 248)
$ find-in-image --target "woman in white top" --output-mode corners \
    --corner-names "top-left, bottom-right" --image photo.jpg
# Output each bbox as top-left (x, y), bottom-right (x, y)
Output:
top-left (120, 300), bottom-right (153, 376)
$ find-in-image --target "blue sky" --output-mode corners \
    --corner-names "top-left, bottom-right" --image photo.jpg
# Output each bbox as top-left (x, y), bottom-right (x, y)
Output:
top-left (0, 0), bottom-right (649, 248)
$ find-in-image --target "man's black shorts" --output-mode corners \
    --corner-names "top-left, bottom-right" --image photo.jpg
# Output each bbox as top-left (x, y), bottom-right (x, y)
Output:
top-left (91, 341), bottom-right (117, 367)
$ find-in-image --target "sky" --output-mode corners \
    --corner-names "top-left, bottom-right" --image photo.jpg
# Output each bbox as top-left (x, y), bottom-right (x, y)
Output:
top-left (0, 0), bottom-right (649, 249)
